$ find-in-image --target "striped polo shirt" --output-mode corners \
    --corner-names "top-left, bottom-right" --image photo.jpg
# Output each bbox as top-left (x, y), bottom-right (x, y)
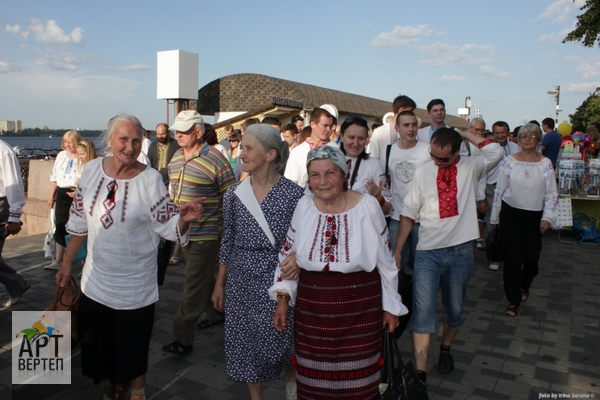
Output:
top-left (168, 143), bottom-right (236, 241)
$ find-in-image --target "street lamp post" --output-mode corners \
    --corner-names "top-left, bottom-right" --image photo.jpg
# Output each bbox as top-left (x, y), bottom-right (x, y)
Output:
top-left (547, 85), bottom-right (561, 124)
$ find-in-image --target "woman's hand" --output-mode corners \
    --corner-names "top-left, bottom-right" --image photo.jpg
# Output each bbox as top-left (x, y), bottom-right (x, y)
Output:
top-left (211, 284), bottom-right (225, 312)
top-left (540, 220), bottom-right (551, 234)
top-left (365, 179), bottom-right (381, 199)
top-left (393, 248), bottom-right (402, 270)
top-left (179, 196), bottom-right (206, 222)
top-left (47, 198), bottom-right (54, 208)
top-left (66, 188), bottom-right (76, 198)
top-left (383, 311), bottom-right (399, 333)
top-left (55, 263), bottom-right (73, 288)
top-left (279, 253), bottom-right (299, 280)
top-left (274, 300), bottom-right (291, 332)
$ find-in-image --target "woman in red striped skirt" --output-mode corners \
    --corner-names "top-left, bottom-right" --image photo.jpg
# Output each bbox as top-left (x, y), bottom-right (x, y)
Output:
top-left (271, 146), bottom-right (408, 399)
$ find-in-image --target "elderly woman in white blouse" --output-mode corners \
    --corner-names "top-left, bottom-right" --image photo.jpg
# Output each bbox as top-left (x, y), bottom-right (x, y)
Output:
top-left (56, 114), bottom-right (204, 400)
top-left (490, 123), bottom-right (558, 317)
top-left (271, 146), bottom-right (407, 400)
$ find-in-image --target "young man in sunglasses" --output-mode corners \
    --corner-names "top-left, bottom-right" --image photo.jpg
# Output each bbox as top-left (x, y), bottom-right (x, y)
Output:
top-left (393, 127), bottom-right (503, 393)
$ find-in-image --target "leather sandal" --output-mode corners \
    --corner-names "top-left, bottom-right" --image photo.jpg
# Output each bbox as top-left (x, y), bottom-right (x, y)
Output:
top-left (521, 290), bottom-right (529, 301)
top-left (102, 382), bottom-right (131, 400)
top-left (506, 304), bottom-right (518, 317)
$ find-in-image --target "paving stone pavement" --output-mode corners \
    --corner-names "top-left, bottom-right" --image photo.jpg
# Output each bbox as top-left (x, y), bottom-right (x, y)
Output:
top-left (1, 231), bottom-right (598, 400)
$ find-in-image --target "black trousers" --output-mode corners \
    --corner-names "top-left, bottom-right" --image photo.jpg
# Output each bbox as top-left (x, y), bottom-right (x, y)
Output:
top-left (0, 197), bottom-right (29, 297)
top-left (499, 201), bottom-right (543, 307)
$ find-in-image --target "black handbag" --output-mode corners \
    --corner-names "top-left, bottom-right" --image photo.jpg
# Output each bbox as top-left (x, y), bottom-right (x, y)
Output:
top-left (379, 325), bottom-right (429, 400)
top-left (486, 227), bottom-right (503, 262)
top-left (394, 272), bottom-right (413, 340)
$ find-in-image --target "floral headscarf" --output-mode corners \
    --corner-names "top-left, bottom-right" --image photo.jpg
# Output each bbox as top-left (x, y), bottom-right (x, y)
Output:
top-left (306, 145), bottom-right (348, 175)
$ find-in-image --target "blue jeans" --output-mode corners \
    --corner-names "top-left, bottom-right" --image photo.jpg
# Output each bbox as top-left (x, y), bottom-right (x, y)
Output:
top-left (411, 241), bottom-right (473, 334)
top-left (388, 219), bottom-right (419, 272)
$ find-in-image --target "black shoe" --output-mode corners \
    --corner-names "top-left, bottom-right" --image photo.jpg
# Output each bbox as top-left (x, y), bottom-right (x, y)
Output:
top-left (162, 340), bottom-right (193, 354)
top-left (196, 318), bottom-right (223, 330)
top-left (437, 351), bottom-right (454, 374)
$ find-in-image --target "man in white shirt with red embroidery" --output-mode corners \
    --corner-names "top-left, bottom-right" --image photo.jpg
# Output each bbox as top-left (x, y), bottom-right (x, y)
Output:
top-left (394, 127), bottom-right (503, 393)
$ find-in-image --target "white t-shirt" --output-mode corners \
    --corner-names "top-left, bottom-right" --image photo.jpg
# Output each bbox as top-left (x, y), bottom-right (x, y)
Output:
top-left (387, 141), bottom-right (431, 221)
top-left (369, 123), bottom-right (398, 169)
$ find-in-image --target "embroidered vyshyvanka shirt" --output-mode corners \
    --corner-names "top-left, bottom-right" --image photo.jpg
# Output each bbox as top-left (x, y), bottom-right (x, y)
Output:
top-left (67, 158), bottom-right (189, 310)
top-left (269, 194), bottom-right (408, 317)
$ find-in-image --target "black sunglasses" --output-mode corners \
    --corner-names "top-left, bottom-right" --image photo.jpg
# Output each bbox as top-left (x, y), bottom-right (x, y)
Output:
top-left (429, 151), bottom-right (454, 163)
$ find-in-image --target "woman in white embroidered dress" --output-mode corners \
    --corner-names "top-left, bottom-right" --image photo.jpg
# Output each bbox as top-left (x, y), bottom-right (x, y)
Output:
top-left (44, 130), bottom-right (83, 271)
top-left (55, 114), bottom-right (204, 400)
top-left (271, 145), bottom-right (407, 400)
top-left (490, 123), bottom-right (558, 317)
top-left (339, 116), bottom-right (391, 214)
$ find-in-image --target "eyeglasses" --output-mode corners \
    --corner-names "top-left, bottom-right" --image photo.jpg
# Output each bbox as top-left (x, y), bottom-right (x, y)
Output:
top-left (429, 151), bottom-right (454, 163)
top-left (519, 134), bottom-right (536, 141)
top-left (344, 116), bottom-right (368, 125)
top-left (341, 116), bottom-right (369, 133)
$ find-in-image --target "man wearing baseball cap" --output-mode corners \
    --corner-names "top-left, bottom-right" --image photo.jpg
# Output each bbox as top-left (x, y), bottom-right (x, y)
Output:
top-left (163, 110), bottom-right (236, 355)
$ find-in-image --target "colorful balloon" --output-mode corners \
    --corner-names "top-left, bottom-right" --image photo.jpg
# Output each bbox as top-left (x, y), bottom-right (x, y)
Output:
top-left (557, 121), bottom-right (572, 136)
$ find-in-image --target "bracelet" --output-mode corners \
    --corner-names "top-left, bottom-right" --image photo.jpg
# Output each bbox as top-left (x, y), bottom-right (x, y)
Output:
top-left (378, 196), bottom-right (385, 207)
top-left (277, 293), bottom-right (290, 301)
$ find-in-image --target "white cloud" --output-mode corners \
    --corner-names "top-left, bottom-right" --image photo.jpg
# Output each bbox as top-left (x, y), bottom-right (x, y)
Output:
top-left (28, 19), bottom-right (84, 45)
top-left (104, 64), bottom-right (152, 71)
top-left (440, 75), bottom-right (467, 82)
top-left (539, 0), bottom-right (586, 23)
top-left (539, 25), bottom-right (574, 42)
top-left (28, 48), bottom-right (95, 71)
top-left (370, 24), bottom-right (434, 47)
top-left (5, 24), bottom-right (28, 39)
top-left (479, 65), bottom-right (509, 77)
top-left (419, 42), bottom-right (495, 67)
top-left (577, 59), bottom-right (600, 78)
top-left (564, 82), bottom-right (600, 93)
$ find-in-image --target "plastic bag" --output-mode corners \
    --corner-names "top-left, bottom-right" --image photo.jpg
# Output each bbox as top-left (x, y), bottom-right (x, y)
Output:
top-left (572, 212), bottom-right (600, 244)
top-left (44, 208), bottom-right (56, 259)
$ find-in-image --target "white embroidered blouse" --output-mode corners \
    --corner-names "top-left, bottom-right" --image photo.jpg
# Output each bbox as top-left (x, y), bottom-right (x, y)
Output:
top-left (268, 194), bottom-right (408, 316)
top-left (66, 157), bottom-right (189, 310)
top-left (490, 156), bottom-right (559, 225)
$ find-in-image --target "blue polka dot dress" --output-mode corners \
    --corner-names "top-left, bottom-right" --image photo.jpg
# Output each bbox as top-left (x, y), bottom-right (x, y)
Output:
top-left (219, 177), bottom-right (304, 383)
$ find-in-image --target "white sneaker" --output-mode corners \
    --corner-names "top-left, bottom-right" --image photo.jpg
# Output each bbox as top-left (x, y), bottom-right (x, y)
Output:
top-left (488, 263), bottom-right (500, 271)
top-left (43, 262), bottom-right (60, 271)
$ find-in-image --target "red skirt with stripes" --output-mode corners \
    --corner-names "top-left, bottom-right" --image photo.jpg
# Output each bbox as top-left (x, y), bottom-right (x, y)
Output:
top-left (294, 268), bottom-right (383, 400)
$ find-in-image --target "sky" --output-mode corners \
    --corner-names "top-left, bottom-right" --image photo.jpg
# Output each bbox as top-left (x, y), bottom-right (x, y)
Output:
top-left (1, 0), bottom-right (599, 131)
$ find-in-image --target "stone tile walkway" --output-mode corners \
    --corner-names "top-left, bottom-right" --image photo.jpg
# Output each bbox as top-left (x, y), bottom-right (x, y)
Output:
top-left (1, 231), bottom-right (598, 399)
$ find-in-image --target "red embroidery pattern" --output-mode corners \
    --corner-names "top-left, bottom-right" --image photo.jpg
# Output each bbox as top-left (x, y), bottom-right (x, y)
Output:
top-left (295, 363), bottom-right (382, 381)
top-left (100, 180), bottom-right (118, 229)
top-left (437, 165), bottom-right (459, 219)
top-left (154, 201), bottom-right (178, 222)
top-left (89, 177), bottom-right (105, 216)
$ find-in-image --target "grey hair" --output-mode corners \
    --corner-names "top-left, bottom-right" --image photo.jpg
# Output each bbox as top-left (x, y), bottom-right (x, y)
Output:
top-left (244, 123), bottom-right (289, 174)
top-left (518, 123), bottom-right (543, 142)
top-left (101, 114), bottom-right (145, 154)
top-left (469, 117), bottom-right (485, 129)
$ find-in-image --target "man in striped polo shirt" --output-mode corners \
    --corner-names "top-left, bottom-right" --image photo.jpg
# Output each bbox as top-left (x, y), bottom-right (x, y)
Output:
top-left (163, 110), bottom-right (236, 355)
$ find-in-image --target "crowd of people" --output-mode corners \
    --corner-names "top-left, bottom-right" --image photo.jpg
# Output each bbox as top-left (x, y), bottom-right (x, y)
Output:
top-left (4, 94), bottom-right (585, 399)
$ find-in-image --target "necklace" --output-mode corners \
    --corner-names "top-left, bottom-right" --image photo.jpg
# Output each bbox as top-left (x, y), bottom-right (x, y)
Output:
top-left (316, 191), bottom-right (348, 214)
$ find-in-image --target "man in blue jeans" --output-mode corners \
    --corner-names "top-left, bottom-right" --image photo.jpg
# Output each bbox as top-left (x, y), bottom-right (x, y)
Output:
top-left (394, 127), bottom-right (502, 392)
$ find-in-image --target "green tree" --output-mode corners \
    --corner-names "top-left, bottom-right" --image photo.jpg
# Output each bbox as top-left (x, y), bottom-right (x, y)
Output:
top-left (569, 87), bottom-right (600, 130)
top-left (563, 0), bottom-right (600, 47)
